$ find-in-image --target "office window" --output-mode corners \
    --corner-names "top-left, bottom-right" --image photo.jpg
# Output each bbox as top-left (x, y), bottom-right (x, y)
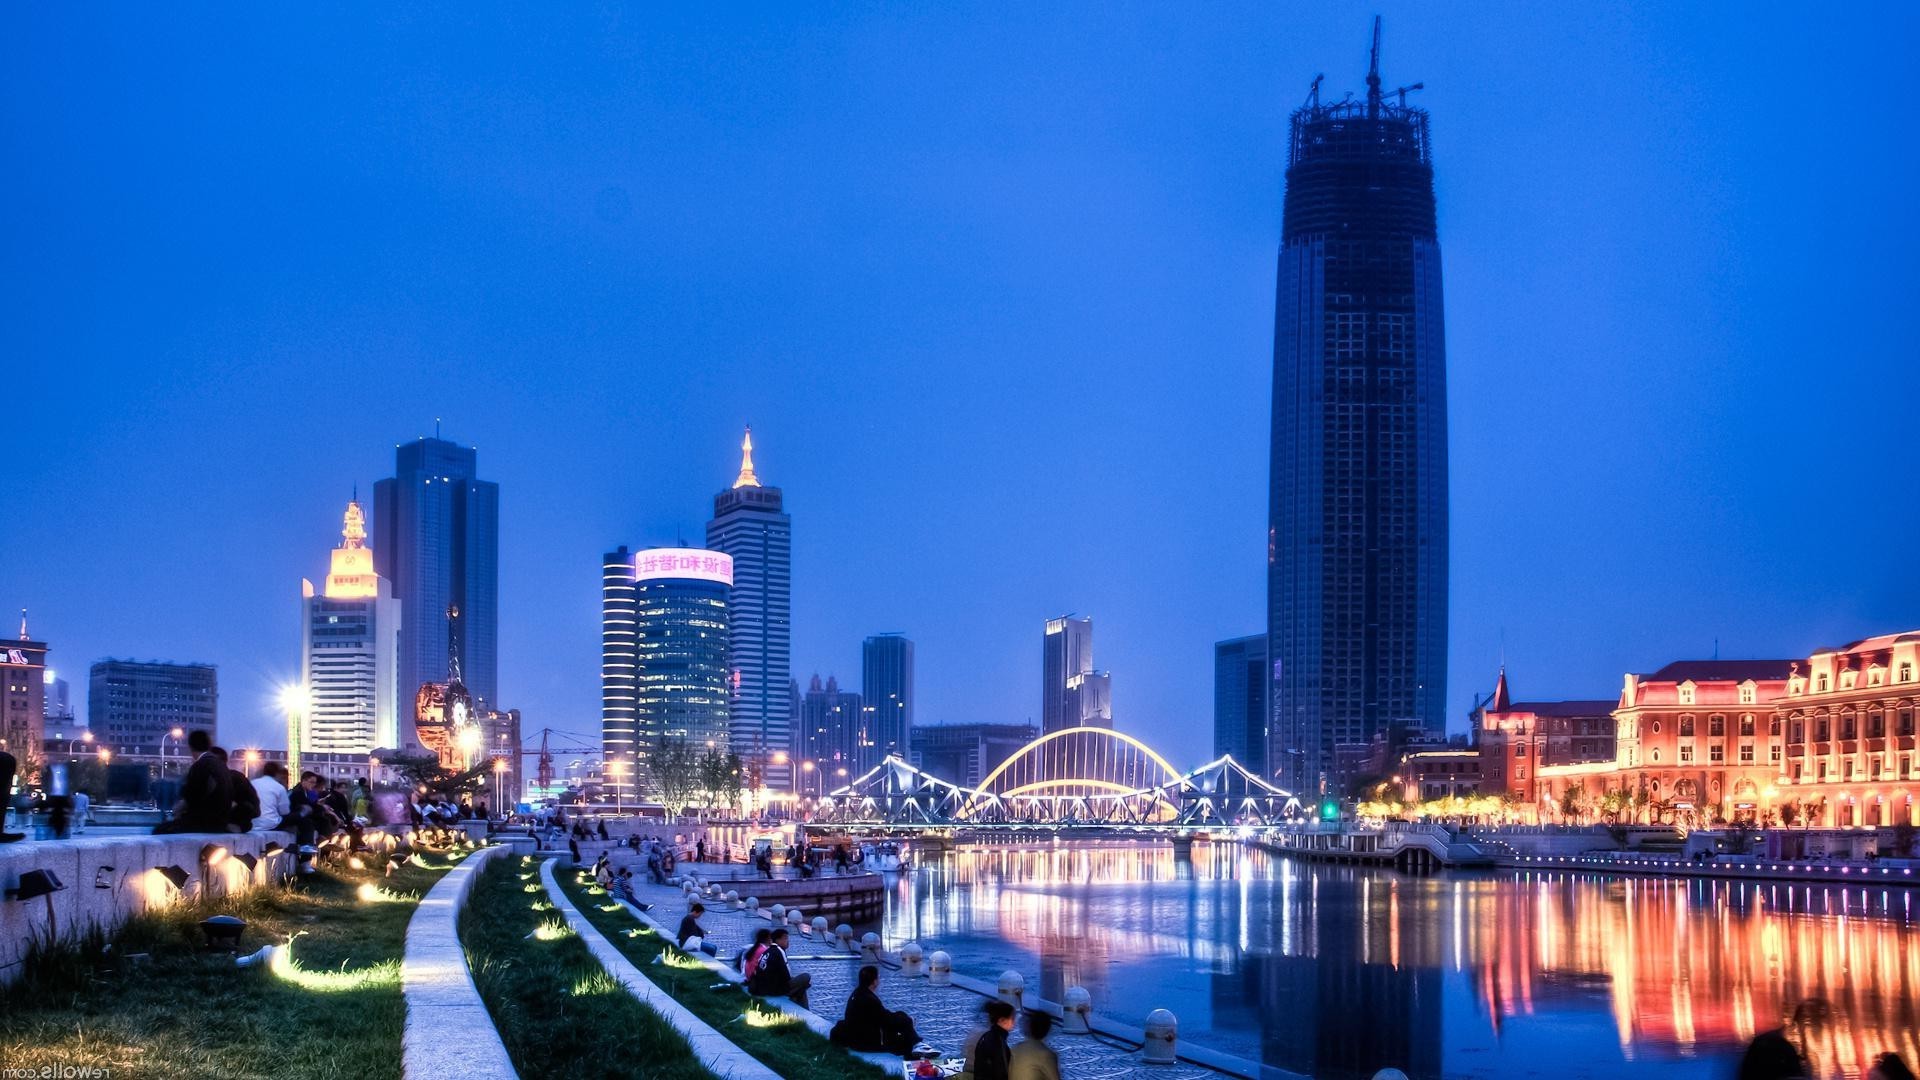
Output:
top-left (1739, 745), bottom-right (1754, 764)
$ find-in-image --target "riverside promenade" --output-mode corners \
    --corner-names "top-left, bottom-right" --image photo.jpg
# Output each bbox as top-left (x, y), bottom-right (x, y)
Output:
top-left (573, 839), bottom-right (1301, 1080)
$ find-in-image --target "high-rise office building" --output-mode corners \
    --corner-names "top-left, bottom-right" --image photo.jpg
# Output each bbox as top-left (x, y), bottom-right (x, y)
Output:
top-left (1214, 634), bottom-right (1270, 775)
top-left (706, 429), bottom-right (792, 790)
top-left (910, 721), bottom-right (1037, 789)
top-left (1042, 615), bottom-right (1111, 732)
top-left (1269, 21), bottom-right (1449, 795)
top-left (632, 547), bottom-right (733, 791)
top-left (300, 498), bottom-right (402, 754)
top-left (87, 659), bottom-right (217, 759)
top-left (601, 545), bottom-right (640, 793)
top-left (794, 674), bottom-right (862, 795)
top-left (861, 634), bottom-right (914, 766)
top-left (373, 435), bottom-right (499, 729)
top-left (2, 615), bottom-right (48, 760)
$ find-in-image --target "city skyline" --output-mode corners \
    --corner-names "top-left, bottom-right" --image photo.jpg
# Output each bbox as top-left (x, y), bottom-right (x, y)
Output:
top-left (6, 6), bottom-right (1916, 766)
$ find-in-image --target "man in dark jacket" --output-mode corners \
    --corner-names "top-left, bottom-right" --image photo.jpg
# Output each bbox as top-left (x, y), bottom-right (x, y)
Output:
top-left (220, 749), bottom-right (259, 832)
top-left (676, 902), bottom-right (718, 956)
top-left (832, 964), bottom-right (921, 1056)
top-left (155, 731), bottom-right (232, 833)
top-left (747, 928), bottom-right (811, 1008)
top-left (967, 1000), bottom-right (1015, 1080)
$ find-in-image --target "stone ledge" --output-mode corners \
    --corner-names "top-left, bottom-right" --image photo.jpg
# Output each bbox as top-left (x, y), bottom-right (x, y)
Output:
top-left (402, 846), bottom-right (515, 1080)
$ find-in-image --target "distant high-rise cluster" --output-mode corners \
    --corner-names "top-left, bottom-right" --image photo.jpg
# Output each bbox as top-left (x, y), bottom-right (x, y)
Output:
top-left (1042, 615), bottom-right (1111, 733)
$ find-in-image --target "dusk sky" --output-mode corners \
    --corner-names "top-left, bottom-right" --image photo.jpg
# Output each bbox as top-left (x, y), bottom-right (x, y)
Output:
top-left (5, 5), bottom-right (1915, 764)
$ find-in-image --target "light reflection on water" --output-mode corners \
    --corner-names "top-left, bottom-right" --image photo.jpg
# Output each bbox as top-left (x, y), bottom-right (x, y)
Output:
top-left (873, 840), bottom-right (1920, 1079)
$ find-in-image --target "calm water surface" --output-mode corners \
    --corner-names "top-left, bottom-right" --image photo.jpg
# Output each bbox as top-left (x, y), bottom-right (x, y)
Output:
top-left (870, 841), bottom-right (1919, 1079)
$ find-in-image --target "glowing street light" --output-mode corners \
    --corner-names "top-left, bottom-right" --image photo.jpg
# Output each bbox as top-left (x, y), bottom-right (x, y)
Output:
top-left (280, 684), bottom-right (308, 779)
top-left (607, 758), bottom-right (630, 815)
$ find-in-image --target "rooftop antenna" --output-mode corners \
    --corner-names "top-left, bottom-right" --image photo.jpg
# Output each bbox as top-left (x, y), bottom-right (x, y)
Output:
top-left (1366, 15), bottom-right (1383, 119)
top-left (434, 417), bottom-right (442, 439)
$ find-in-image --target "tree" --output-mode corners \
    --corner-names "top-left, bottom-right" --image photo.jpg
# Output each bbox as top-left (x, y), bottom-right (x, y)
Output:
top-left (1559, 781), bottom-right (1589, 824)
top-left (389, 751), bottom-right (494, 801)
top-left (651, 738), bottom-right (701, 818)
top-left (695, 747), bottom-right (734, 816)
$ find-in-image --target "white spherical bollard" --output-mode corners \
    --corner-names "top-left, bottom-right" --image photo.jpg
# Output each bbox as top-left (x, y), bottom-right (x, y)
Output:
top-left (769, 903), bottom-right (786, 923)
top-left (810, 916), bottom-right (829, 939)
top-left (723, 890), bottom-right (738, 905)
top-left (997, 970), bottom-right (1025, 1008)
top-left (1143, 1009), bottom-right (1177, 1064)
top-left (928, 950), bottom-right (952, 986)
top-left (836, 924), bottom-right (856, 952)
top-left (1062, 986), bottom-right (1093, 1034)
top-left (786, 908), bottom-right (805, 928)
top-left (860, 932), bottom-right (884, 961)
top-left (744, 896), bottom-right (759, 914)
top-left (899, 942), bottom-right (925, 977)
top-left (1371, 1071), bottom-right (1411, 1080)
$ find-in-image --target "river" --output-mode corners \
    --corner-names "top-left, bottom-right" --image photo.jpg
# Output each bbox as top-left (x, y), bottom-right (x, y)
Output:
top-left (869, 839), bottom-right (1919, 1079)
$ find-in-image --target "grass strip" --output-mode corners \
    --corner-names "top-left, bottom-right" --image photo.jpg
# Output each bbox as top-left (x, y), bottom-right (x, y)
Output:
top-left (555, 870), bottom-right (893, 1080)
top-left (0, 848), bottom-right (457, 1079)
top-left (461, 856), bottom-right (718, 1080)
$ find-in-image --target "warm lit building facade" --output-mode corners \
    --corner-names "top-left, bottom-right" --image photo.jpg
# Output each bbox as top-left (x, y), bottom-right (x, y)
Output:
top-left (1476, 668), bottom-right (1615, 810)
top-left (300, 499), bottom-right (402, 754)
top-left (1776, 632), bottom-right (1920, 827)
top-left (1, 619), bottom-right (48, 766)
top-left (1401, 749), bottom-right (1481, 802)
top-left (706, 430), bottom-right (793, 791)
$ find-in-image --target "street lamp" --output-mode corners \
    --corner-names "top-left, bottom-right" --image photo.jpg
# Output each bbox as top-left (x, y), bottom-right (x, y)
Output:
top-left (164, 727), bottom-right (184, 777)
top-left (607, 758), bottom-right (629, 815)
top-left (97, 747), bottom-right (111, 765)
top-left (492, 757), bottom-right (508, 818)
top-left (279, 685), bottom-right (307, 780)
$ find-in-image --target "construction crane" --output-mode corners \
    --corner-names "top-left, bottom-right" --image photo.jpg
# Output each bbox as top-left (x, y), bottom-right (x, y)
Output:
top-left (1366, 15), bottom-right (1383, 118)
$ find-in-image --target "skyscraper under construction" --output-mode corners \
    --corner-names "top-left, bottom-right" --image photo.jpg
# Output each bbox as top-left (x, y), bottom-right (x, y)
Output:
top-left (1269, 20), bottom-right (1448, 796)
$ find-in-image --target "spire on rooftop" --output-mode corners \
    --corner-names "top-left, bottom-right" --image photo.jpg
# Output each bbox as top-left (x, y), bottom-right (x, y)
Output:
top-left (733, 426), bottom-right (761, 489)
top-left (1490, 666), bottom-right (1511, 713)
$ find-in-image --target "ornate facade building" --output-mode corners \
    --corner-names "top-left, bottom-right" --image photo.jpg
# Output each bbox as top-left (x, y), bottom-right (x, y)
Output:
top-left (1777, 632), bottom-right (1920, 827)
top-left (1476, 667), bottom-right (1615, 809)
top-left (1524, 630), bottom-right (1920, 827)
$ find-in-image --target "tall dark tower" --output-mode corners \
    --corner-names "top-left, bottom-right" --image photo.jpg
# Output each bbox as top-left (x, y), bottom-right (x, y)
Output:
top-left (1269, 19), bottom-right (1448, 797)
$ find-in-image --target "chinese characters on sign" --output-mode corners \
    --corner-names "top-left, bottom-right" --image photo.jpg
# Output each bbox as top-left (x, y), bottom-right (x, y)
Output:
top-left (633, 548), bottom-right (734, 586)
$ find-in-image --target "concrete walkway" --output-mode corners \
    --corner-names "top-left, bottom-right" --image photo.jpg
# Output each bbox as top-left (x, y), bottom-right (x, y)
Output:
top-left (402, 845), bottom-right (516, 1080)
top-left (538, 857), bottom-right (784, 1080)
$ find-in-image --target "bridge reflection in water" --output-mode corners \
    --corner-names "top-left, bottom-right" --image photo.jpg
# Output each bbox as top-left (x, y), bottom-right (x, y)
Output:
top-left (872, 841), bottom-right (1920, 1080)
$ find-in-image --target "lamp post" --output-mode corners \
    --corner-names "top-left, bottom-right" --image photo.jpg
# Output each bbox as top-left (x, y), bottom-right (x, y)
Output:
top-left (492, 757), bottom-right (508, 819)
top-left (801, 760), bottom-right (816, 818)
top-left (163, 726), bottom-right (184, 777)
top-left (279, 685), bottom-right (307, 781)
top-left (608, 758), bottom-right (629, 816)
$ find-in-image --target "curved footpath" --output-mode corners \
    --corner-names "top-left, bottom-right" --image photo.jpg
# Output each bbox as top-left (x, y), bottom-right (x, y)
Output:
top-left (536, 858), bottom-right (785, 1080)
top-left (401, 845), bottom-right (517, 1080)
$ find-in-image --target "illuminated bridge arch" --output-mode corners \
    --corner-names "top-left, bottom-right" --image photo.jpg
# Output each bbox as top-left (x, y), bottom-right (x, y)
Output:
top-left (961, 727), bottom-right (1184, 823)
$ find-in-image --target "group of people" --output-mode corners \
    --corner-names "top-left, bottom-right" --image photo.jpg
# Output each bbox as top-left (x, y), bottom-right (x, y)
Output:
top-left (823, 965), bottom-right (1060, 1079)
top-left (152, 731), bottom-right (371, 866)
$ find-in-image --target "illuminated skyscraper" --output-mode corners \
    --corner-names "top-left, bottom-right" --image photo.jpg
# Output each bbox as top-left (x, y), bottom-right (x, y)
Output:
top-left (601, 545), bottom-right (640, 789)
top-left (300, 498), bottom-right (402, 753)
top-left (373, 435), bottom-right (498, 721)
top-left (1214, 634), bottom-right (1269, 775)
top-left (631, 546), bottom-right (733, 782)
top-left (861, 633), bottom-right (914, 769)
top-left (706, 429), bottom-right (792, 790)
top-left (1042, 615), bottom-right (1111, 733)
top-left (1269, 21), bottom-right (1448, 794)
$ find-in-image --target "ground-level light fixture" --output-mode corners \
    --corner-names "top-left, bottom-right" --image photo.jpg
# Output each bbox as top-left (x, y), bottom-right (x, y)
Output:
top-left (156, 865), bottom-right (191, 892)
top-left (7, 869), bottom-right (66, 902)
top-left (200, 914), bottom-right (247, 952)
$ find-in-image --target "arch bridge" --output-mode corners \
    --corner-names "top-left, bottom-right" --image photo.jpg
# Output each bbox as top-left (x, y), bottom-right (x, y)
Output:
top-left (813, 727), bottom-right (1300, 829)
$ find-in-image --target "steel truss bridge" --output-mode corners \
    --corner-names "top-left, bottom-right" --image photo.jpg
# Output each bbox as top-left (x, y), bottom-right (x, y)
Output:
top-left (814, 727), bottom-right (1300, 829)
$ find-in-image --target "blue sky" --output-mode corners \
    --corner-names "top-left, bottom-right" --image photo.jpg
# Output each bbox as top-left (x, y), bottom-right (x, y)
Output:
top-left (4, 4), bottom-right (1916, 763)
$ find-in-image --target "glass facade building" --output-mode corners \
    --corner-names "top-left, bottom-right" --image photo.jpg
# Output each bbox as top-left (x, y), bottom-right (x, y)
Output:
top-left (373, 437), bottom-right (498, 726)
top-left (707, 430), bottom-right (793, 789)
top-left (860, 633), bottom-right (914, 769)
top-left (631, 547), bottom-right (732, 788)
top-left (1269, 31), bottom-right (1449, 795)
top-left (1214, 634), bottom-right (1270, 776)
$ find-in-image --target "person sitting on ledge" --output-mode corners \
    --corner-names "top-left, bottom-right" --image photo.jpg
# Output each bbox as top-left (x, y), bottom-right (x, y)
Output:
top-left (0, 751), bottom-right (28, 843)
top-left (747, 927), bottom-right (810, 1008)
top-left (251, 762), bottom-right (293, 834)
top-left (677, 901), bottom-right (718, 956)
top-left (831, 964), bottom-right (923, 1056)
top-left (155, 731), bottom-right (233, 834)
top-left (221, 748), bottom-right (258, 832)
top-left (740, 927), bottom-right (772, 979)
